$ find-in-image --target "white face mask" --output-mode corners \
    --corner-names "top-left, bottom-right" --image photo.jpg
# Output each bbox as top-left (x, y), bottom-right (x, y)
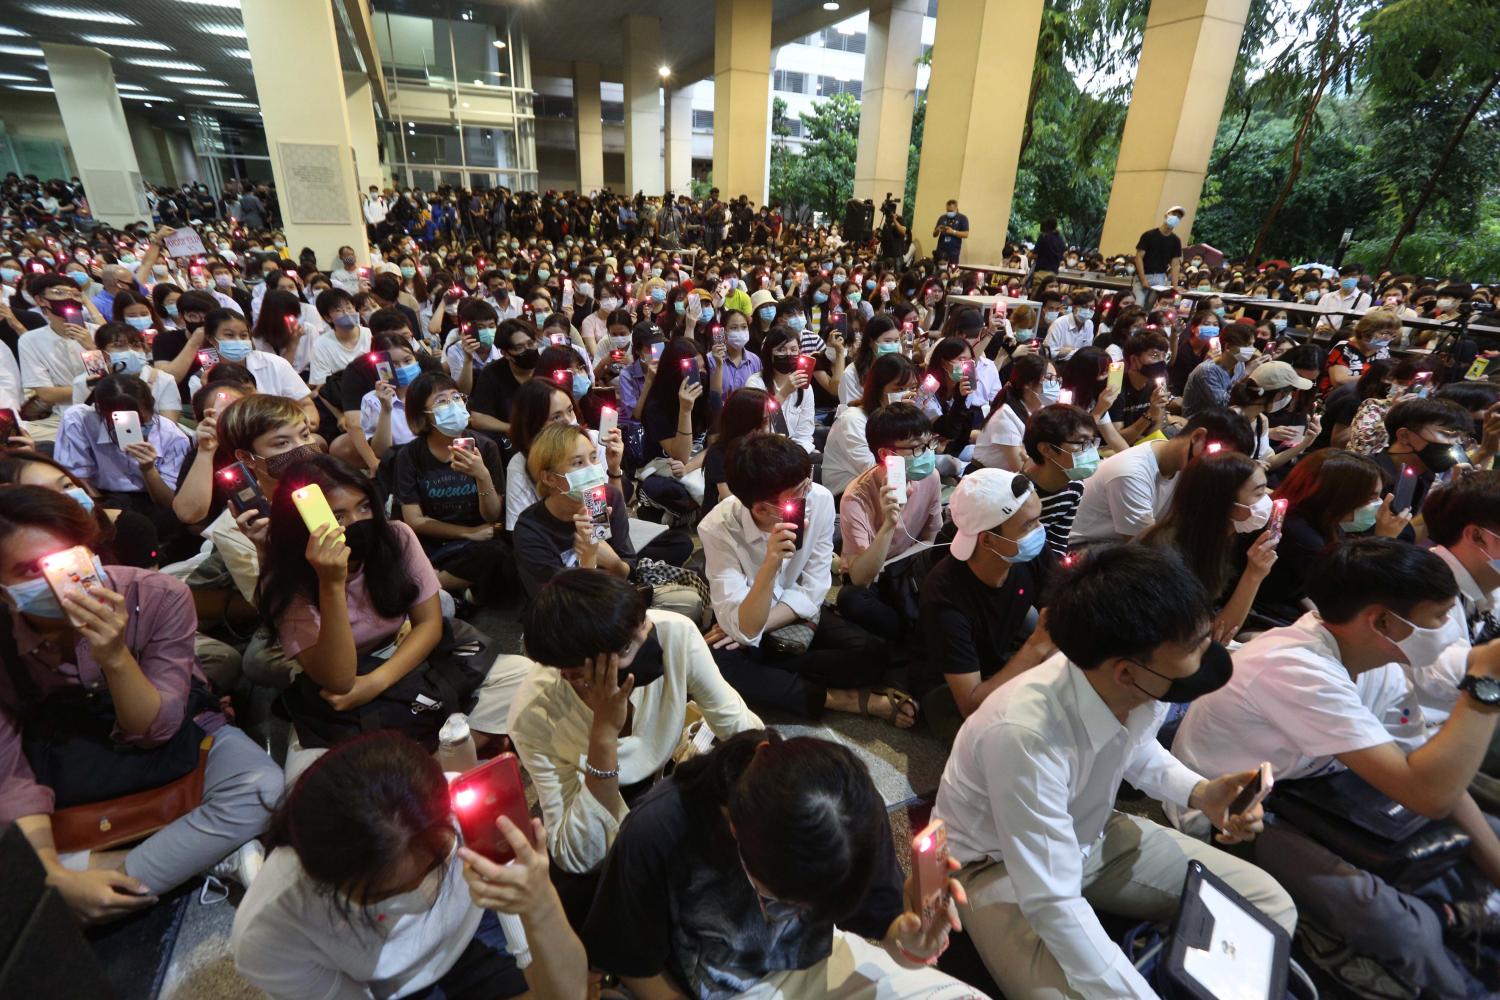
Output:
top-left (726, 328), bottom-right (751, 350)
top-left (1233, 494), bottom-right (1273, 533)
top-left (368, 843), bottom-right (452, 918)
top-left (1267, 392), bottom-right (1292, 412)
top-left (1382, 609), bottom-right (1464, 668)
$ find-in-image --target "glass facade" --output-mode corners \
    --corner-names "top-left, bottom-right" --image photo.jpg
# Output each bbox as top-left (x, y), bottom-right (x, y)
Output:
top-left (374, 0), bottom-right (537, 191)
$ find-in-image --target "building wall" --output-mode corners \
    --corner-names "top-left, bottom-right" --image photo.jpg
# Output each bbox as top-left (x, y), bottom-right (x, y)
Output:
top-left (0, 91), bottom-right (201, 187)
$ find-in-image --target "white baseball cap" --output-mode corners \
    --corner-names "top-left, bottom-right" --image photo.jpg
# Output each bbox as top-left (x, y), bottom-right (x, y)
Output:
top-left (949, 469), bottom-right (1035, 561)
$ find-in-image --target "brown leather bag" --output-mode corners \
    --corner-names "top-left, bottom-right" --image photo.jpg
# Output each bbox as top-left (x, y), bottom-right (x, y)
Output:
top-left (50, 735), bottom-right (214, 853)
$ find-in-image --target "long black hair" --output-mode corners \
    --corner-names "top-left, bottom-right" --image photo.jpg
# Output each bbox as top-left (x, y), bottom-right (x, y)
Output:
top-left (257, 454), bottom-right (418, 626)
top-left (1139, 451), bottom-right (1259, 596)
top-left (645, 336), bottom-right (712, 434)
top-left (675, 729), bottom-right (887, 924)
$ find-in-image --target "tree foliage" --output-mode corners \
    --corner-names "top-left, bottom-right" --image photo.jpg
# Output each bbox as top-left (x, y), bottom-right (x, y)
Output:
top-left (768, 93), bottom-right (861, 220)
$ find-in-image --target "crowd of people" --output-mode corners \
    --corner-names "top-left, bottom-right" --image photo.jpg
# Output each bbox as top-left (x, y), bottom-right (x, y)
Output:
top-left (3, 168), bottom-right (1500, 999)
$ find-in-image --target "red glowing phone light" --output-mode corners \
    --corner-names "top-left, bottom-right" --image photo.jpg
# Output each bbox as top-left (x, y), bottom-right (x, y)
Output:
top-left (918, 835), bottom-right (933, 853)
top-left (219, 469), bottom-right (236, 482)
top-left (554, 369), bottom-right (570, 383)
top-left (453, 787), bottom-right (478, 810)
top-left (681, 358), bottom-right (692, 369)
top-left (784, 502), bottom-right (796, 514)
top-left (1207, 442), bottom-right (1223, 454)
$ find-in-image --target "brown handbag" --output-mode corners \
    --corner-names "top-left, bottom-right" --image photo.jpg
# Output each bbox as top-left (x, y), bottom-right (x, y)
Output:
top-left (49, 735), bottom-right (214, 853)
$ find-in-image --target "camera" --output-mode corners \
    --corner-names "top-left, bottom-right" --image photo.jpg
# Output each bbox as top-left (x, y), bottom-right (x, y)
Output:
top-left (880, 193), bottom-right (899, 218)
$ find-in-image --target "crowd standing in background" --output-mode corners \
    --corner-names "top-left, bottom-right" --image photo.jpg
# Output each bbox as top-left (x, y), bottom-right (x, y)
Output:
top-left (3, 166), bottom-right (1500, 1000)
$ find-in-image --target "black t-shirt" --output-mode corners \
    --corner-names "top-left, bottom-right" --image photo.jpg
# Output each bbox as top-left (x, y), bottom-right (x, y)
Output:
top-left (512, 485), bottom-right (634, 600)
top-left (469, 361), bottom-right (528, 424)
top-left (1254, 512), bottom-right (1330, 622)
top-left (642, 395), bottom-right (696, 462)
top-left (1309, 381), bottom-right (1360, 450)
top-left (917, 553), bottom-right (1043, 694)
top-left (1135, 228), bottom-right (1182, 274)
top-left (151, 326), bottom-right (200, 405)
top-left (338, 351), bottom-right (442, 415)
top-left (393, 436), bottom-right (505, 547)
top-left (1109, 375), bottom-right (1155, 428)
top-left (582, 777), bottom-right (902, 991)
top-left (1035, 230), bottom-right (1067, 272)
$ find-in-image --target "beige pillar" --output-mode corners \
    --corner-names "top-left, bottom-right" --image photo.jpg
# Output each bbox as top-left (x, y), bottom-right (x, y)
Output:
top-left (344, 74), bottom-right (385, 193)
top-left (241, 0), bottom-right (368, 266)
top-left (573, 61), bottom-right (605, 193)
top-left (853, 0), bottom-right (925, 204)
top-left (622, 15), bottom-right (664, 196)
top-left (151, 128), bottom-right (179, 187)
top-left (126, 114), bottom-right (170, 187)
top-left (712, 0), bottom-right (772, 204)
top-left (1100, 0), bottom-right (1251, 253)
top-left (41, 44), bottom-right (150, 227)
top-left (665, 86), bottom-right (694, 195)
top-left (912, 0), bottom-right (1043, 264)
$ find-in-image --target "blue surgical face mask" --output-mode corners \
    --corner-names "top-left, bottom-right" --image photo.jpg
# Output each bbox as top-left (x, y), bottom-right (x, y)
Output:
top-left (674, 301), bottom-right (686, 315)
top-left (1341, 498), bottom-right (1381, 534)
top-left (813, 291), bottom-right (828, 304)
top-left (125, 315), bottom-right (153, 331)
top-left (570, 370), bottom-right (592, 400)
top-left (1271, 318), bottom-right (1287, 333)
top-left (785, 315), bottom-right (807, 333)
top-left (432, 400), bottom-right (470, 436)
top-left (623, 265), bottom-right (636, 276)
top-left (563, 463), bottom-right (608, 501)
top-left (995, 525), bottom-right (1046, 564)
top-left (1197, 326), bottom-right (1220, 341)
top-left (68, 271), bottom-right (90, 287)
top-left (1214, 306), bottom-right (1227, 318)
top-left (3, 555), bottom-right (106, 620)
top-left (164, 302), bottom-right (179, 317)
top-left (0, 267), bottom-right (20, 283)
top-left (65, 486), bottom-right (95, 512)
top-left (874, 341), bottom-right (901, 356)
top-left (217, 338), bottom-right (252, 362)
top-left (536, 269), bottom-right (551, 281)
top-left (758, 305), bottom-right (776, 322)
top-left (333, 312), bottom-right (359, 329)
top-left (108, 350), bottom-right (147, 375)
top-left (1077, 308), bottom-right (1095, 321)
top-left (1341, 277), bottom-right (1358, 291)
top-left (394, 361), bottom-right (421, 387)
top-left (1014, 326), bottom-right (1037, 343)
top-left (902, 448), bottom-right (936, 480)
top-left (1039, 378), bottom-right (1062, 404)
top-left (476, 326), bottom-right (496, 347)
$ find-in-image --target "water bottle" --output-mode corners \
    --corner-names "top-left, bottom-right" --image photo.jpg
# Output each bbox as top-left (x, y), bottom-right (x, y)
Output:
top-left (437, 713), bottom-right (478, 773)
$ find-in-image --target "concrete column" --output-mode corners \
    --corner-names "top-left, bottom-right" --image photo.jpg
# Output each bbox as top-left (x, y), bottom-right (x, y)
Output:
top-left (241, 0), bottom-right (367, 265)
top-left (126, 114), bottom-right (170, 187)
top-left (573, 61), bottom-right (605, 193)
top-left (40, 44), bottom-right (150, 228)
top-left (712, 0), bottom-right (773, 204)
top-left (344, 74), bottom-right (385, 193)
top-left (853, 0), bottom-right (925, 204)
top-left (621, 15), bottom-right (664, 197)
top-left (1099, 0), bottom-right (1250, 252)
top-left (665, 86), bottom-right (694, 196)
top-left (912, 0), bottom-right (1043, 264)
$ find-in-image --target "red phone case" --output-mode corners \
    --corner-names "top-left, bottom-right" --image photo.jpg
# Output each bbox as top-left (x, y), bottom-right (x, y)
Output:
top-left (451, 754), bottom-right (534, 864)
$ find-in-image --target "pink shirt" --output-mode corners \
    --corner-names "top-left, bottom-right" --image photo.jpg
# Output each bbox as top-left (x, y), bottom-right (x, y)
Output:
top-left (1, 566), bottom-right (223, 823)
top-left (838, 464), bottom-right (944, 565)
top-left (276, 521), bottom-right (441, 660)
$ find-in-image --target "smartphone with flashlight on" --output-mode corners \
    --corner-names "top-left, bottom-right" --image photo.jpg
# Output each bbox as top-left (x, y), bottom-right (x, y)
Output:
top-left (292, 482), bottom-right (343, 541)
top-left (583, 484), bottom-right (612, 541)
top-left (912, 819), bottom-right (951, 940)
top-left (681, 357), bottom-right (700, 388)
top-left (1267, 497), bottom-right (1288, 541)
top-left (781, 496), bottom-right (806, 549)
top-left (598, 406), bottom-right (618, 438)
top-left (369, 351), bottom-right (394, 383)
top-left (451, 755), bottom-right (535, 865)
top-left (1393, 464), bottom-right (1418, 515)
top-left (220, 461), bottom-right (271, 519)
top-left (40, 545), bottom-right (107, 628)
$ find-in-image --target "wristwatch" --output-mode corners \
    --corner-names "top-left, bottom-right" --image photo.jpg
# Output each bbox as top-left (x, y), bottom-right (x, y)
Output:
top-left (1457, 673), bottom-right (1500, 706)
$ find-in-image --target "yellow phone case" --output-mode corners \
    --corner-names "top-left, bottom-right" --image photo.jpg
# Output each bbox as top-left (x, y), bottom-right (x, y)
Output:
top-left (291, 484), bottom-right (343, 540)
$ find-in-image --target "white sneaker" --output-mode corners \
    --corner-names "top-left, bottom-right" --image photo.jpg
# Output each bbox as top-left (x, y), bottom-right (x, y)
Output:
top-left (210, 838), bottom-right (265, 888)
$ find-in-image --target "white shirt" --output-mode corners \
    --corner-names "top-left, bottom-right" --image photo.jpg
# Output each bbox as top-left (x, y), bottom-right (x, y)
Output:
top-left (207, 505), bottom-right (259, 603)
top-left (18, 323), bottom-right (86, 392)
top-left (443, 341), bottom-right (503, 383)
top-left (837, 362), bottom-right (863, 409)
top-left (330, 267), bottom-right (361, 296)
top-left (504, 451), bottom-right (539, 531)
top-left (309, 327), bottom-right (372, 387)
top-left (507, 610), bottom-right (762, 874)
top-left (360, 391), bottom-right (415, 447)
top-left (1069, 440), bottom-right (1176, 545)
top-left (242, 349), bottom-right (313, 401)
top-left (0, 340), bottom-right (22, 411)
top-left (1043, 313), bottom-right (1095, 359)
top-left (747, 373), bottom-right (815, 453)
top-left (934, 654), bottom-right (1203, 999)
top-left (1169, 613), bottom-right (1423, 833)
top-left (232, 844), bottom-right (481, 1000)
top-left (699, 483), bottom-right (836, 646)
top-left (973, 402), bottom-right (1026, 469)
top-left (820, 405), bottom-right (870, 496)
top-left (1317, 287), bottom-right (1372, 330)
top-left (966, 354), bottom-right (1001, 413)
top-left (70, 365), bottom-right (181, 415)
top-left (363, 195), bottom-right (388, 225)
top-left (1410, 547), bottom-right (1493, 726)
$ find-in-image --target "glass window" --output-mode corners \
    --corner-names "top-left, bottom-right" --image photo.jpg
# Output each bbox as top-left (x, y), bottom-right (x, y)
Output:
top-left (692, 109), bottom-right (714, 130)
top-left (601, 101), bottom-right (624, 124)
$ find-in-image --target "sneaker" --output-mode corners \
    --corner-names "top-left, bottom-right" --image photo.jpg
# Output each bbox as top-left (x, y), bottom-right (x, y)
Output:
top-left (210, 838), bottom-right (266, 888)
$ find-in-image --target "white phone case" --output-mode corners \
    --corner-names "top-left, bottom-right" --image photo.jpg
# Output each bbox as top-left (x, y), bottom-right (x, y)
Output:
top-left (598, 407), bottom-right (618, 438)
top-left (884, 454), bottom-right (907, 505)
top-left (112, 410), bottom-right (145, 448)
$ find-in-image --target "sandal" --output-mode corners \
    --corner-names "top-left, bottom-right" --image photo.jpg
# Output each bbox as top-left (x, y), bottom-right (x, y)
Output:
top-left (858, 687), bottom-right (918, 729)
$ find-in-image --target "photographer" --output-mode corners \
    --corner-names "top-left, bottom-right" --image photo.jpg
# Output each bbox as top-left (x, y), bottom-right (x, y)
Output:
top-left (878, 194), bottom-right (908, 271)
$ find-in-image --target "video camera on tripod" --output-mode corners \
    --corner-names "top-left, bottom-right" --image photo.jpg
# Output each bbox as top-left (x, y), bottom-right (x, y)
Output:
top-left (880, 192), bottom-right (900, 220)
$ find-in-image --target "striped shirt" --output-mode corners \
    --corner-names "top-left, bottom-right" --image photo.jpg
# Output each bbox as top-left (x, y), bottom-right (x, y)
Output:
top-left (1037, 480), bottom-right (1085, 555)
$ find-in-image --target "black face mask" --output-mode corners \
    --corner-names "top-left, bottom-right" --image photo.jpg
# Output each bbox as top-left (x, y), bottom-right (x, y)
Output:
top-left (622, 629), bottom-right (664, 687)
top-left (772, 355), bottom-right (799, 375)
top-left (341, 518), bottom-right (379, 563)
top-left (1139, 361), bottom-right (1169, 380)
top-left (1128, 641), bottom-right (1233, 704)
top-left (262, 443), bottom-right (321, 480)
top-left (512, 347), bottom-right (540, 370)
top-left (1415, 437), bottom-right (1462, 473)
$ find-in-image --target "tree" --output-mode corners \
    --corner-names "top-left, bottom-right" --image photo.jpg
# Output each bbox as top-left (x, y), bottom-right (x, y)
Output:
top-left (768, 93), bottom-right (861, 219)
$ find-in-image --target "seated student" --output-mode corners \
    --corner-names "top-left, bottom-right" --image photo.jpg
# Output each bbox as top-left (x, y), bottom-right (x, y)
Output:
top-left (0, 449), bottom-right (160, 571)
top-left (54, 374), bottom-right (192, 522)
top-left (304, 287), bottom-right (370, 391)
top-left (199, 308), bottom-right (316, 424)
top-left (333, 310), bottom-right (428, 474)
top-left (534, 341), bottom-right (608, 431)
top-left (1171, 539), bottom-right (1500, 998)
top-left (936, 544), bottom-right (1296, 998)
top-left (700, 386), bottom-right (775, 519)
top-left (468, 317), bottom-right (539, 440)
top-left (1019, 403), bottom-right (1097, 556)
top-left (1167, 306), bottom-right (1221, 395)
top-left (698, 433), bottom-right (909, 726)
top-left (1108, 328), bottom-right (1172, 445)
top-left (356, 332), bottom-right (422, 462)
top-left (71, 321), bottom-right (181, 421)
top-left (836, 313), bottom-right (903, 408)
top-left (638, 337), bottom-right (712, 516)
top-left (502, 377), bottom-right (606, 531)
top-left (1070, 405), bottom-right (1255, 546)
top-left (1374, 396), bottom-right (1475, 520)
top-left (150, 288), bottom-right (216, 391)
top-left (444, 297), bottom-right (503, 393)
top-left (615, 320), bottom-right (665, 424)
top-left (922, 338), bottom-right (983, 476)
top-left (1182, 321), bottom-right (1255, 418)
top-left (232, 733), bottom-right (585, 1000)
top-left (508, 570), bottom-right (761, 888)
top-left (0, 486), bottom-right (282, 922)
top-left (1137, 451), bottom-right (1280, 643)
top-left (393, 372), bottom-right (507, 601)
top-left (168, 376), bottom-right (258, 530)
top-left (513, 422), bottom-right (634, 601)
top-left (835, 404), bottom-right (944, 641)
top-left (1058, 345), bottom-right (1129, 454)
top-left (584, 730), bottom-right (975, 998)
top-left (1042, 288), bottom-right (1097, 360)
top-left (1434, 380), bottom-right (1500, 470)
top-left (746, 326), bottom-right (816, 453)
top-left (822, 352), bottom-right (919, 496)
top-left (972, 354), bottom-right (1056, 472)
top-left (18, 273), bottom-right (92, 418)
top-left (250, 289), bottom-right (315, 375)
top-left (917, 468), bottom-right (1056, 745)
top-left (1402, 472), bottom-right (1500, 768)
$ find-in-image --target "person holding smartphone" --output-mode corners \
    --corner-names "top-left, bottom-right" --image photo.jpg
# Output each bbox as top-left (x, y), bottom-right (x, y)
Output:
top-left (584, 729), bottom-right (972, 998)
top-left (0, 486), bottom-right (282, 923)
top-left (17, 274), bottom-right (94, 421)
top-left (508, 570), bottom-right (761, 915)
top-left (68, 321), bottom-right (182, 423)
top-left (747, 327), bottom-right (816, 454)
top-left (232, 732), bottom-right (586, 1000)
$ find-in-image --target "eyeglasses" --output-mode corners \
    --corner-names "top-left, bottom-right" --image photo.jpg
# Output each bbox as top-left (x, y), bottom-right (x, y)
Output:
top-left (889, 438), bottom-right (934, 456)
top-left (427, 393), bottom-right (467, 411)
